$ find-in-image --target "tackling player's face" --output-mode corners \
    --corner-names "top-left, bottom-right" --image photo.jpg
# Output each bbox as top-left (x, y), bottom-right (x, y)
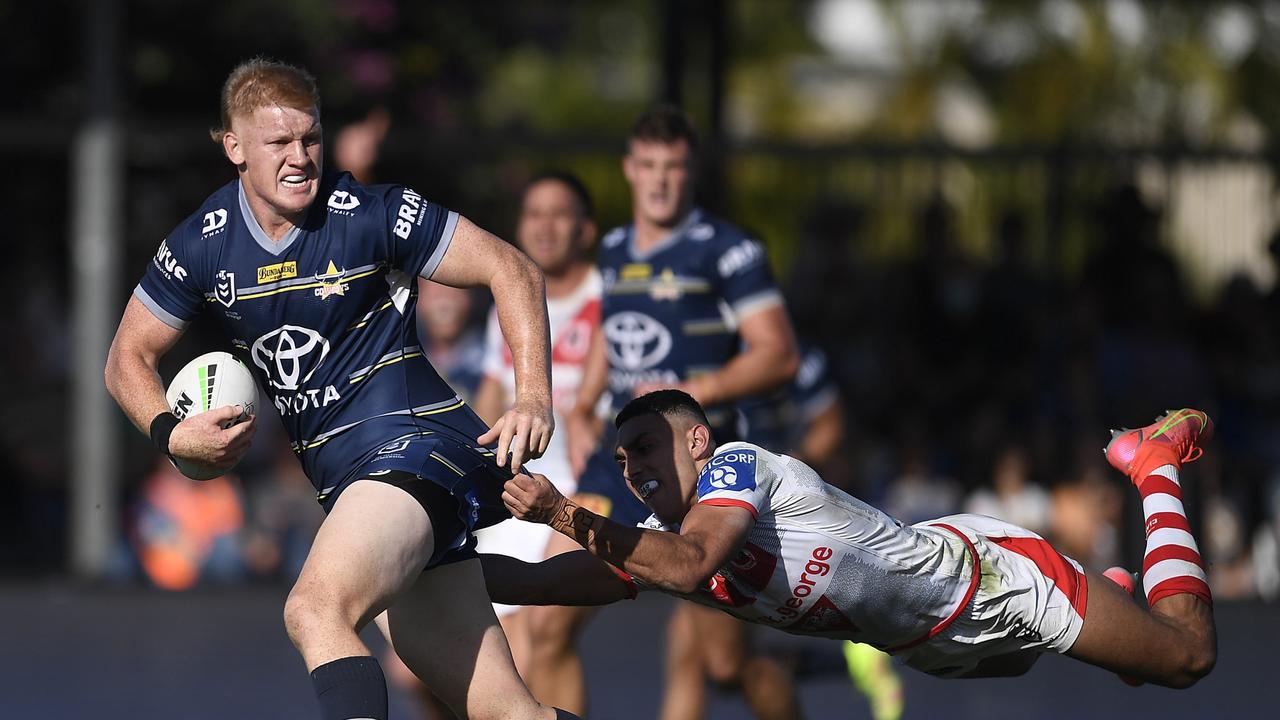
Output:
top-left (517, 179), bottom-right (593, 275)
top-left (615, 413), bottom-right (698, 524)
top-left (623, 139), bottom-right (694, 229)
top-left (224, 104), bottom-right (323, 229)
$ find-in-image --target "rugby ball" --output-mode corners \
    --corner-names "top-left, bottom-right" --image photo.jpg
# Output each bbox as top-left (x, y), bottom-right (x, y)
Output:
top-left (164, 351), bottom-right (258, 480)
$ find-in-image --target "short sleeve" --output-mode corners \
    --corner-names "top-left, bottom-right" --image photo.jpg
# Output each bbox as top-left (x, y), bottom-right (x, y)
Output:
top-left (711, 235), bottom-right (784, 319)
top-left (134, 233), bottom-right (205, 329)
top-left (383, 185), bottom-right (459, 280)
top-left (696, 446), bottom-right (766, 519)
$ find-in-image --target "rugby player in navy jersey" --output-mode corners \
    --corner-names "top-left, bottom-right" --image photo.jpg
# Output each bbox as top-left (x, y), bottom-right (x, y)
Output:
top-left (556, 106), bottom-right (803, 719)
top-left (104, 59), bottom-right (581, 720)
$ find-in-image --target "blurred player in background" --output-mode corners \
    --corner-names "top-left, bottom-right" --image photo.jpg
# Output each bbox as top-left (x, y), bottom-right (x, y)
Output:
top-left (104, 59), bottom-right (579, 720)
top-left (561, 106), bottom-right (802, 719)
top-left (493, 393), bottom-right (1218, 693)
top-left (470, 171), bottom-right (602, 684)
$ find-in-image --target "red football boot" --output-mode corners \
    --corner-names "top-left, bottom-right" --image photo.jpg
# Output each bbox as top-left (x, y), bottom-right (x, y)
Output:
top-left (1103, 408), bottom-right (1212, 488)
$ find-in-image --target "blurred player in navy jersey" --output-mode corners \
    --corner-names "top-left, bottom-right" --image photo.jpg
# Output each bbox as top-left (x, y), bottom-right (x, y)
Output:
top-left (559, 106), bottom-right (802, 719)
top-left (104, 59), bottom-right (582, 720)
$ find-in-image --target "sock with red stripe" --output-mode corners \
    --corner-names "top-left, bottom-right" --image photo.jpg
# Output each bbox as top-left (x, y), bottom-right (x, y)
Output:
top-left (1137, 463), bottom-right (1212, 608)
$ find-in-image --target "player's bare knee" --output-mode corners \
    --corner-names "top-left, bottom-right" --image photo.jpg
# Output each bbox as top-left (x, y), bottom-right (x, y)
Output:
top-left (703, 650), bottom-right (746, 686)
top-left (283, 590), bottom-right (317, 644)
top-left (529, 609), bottom-right (580, 652)
top-left (284, 584), bottom-right (343, 646)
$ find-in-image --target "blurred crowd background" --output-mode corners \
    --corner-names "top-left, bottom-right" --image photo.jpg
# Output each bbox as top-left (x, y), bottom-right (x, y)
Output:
top-left (5, 0), bottom-right (1280, 609)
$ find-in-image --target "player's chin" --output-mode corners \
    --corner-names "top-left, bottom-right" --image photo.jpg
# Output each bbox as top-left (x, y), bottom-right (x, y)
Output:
top-left (646, 204), bottom-right (679, 225)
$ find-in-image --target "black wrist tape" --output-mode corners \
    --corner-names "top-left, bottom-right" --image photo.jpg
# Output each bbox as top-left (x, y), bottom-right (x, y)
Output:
top-left (149, 412), bottom-right (180, 457)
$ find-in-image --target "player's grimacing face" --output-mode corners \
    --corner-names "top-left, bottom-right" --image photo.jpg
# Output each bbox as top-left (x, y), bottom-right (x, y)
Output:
top-left (615, 413), bottom-right (698, 524)
top-left (225, 104), bottom-right (323, 223)
top-left (623, 139), bottom-right (694, 228)
top-left (517, 180), bottom-right (588, 274)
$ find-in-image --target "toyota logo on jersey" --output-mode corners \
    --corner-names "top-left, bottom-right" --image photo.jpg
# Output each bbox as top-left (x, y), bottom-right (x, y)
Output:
top-left (251, 325), bottom-right (331, 390)
top-left (604, 311), bottom-right (672, 370)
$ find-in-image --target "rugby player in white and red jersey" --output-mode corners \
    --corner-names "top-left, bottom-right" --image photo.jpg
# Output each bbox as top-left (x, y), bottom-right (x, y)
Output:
top-left (470, 171), bottom-right (603, 679)
top-left (486, 390), bottom-right (1217, 690)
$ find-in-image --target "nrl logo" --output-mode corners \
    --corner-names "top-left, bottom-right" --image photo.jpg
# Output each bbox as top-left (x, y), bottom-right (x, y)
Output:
top-left (214, 269), bottom-right (236, 307)
top-left (314, 260), bottom-right (349, 300)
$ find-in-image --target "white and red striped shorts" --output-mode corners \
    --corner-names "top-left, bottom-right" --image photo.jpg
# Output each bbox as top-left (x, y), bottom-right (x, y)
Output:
top-left (897, 514), bottom-right (1089, 677)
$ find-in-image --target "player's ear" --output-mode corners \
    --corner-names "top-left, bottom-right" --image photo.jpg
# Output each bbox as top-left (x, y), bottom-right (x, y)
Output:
top-left (223, 131), bottom-right (245, 166)
top-left (688, 423), bottom-right (711, 459)
top-left (577, 218), bottom-right (598, 252)
top-left (622, 151), bottom-right (637, 184)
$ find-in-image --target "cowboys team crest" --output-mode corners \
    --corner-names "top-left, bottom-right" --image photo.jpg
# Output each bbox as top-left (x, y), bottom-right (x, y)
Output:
top-left (314, 260), bottom-right (349, 300)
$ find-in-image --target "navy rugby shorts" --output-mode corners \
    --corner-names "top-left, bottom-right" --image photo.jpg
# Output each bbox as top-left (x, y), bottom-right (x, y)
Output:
top-left (320, 432), bottom-right (515, 569)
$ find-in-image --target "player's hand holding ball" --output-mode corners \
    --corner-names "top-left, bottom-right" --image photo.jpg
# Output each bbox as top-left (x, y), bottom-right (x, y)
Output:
top-left (503, 472), bottom-right (565, 524)
top-left (163, 351), bottom-right (259, 480)
top-left (479, 398), bottom-right (555, 473)
top-left (168, 405), bottom-right (257, 478)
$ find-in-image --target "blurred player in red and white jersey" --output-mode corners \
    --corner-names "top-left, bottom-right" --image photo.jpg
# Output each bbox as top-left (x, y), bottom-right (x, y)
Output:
top-left (471, 171), bottom-right (602, 681)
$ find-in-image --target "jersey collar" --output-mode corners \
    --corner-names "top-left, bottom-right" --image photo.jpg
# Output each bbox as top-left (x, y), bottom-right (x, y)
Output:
top-left (628, 207), bottom-right (703, 261)
top-left (237, 180), bottom-right (304, 256)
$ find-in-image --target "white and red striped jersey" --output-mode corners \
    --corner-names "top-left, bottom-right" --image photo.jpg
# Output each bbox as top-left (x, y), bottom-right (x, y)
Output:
top-left (481, 267), bottom-right (602, 488)
top-left (638, 442), bottom-right (978, 650)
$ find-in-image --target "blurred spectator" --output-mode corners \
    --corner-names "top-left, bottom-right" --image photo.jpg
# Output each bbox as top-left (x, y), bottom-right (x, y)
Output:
top-left (334, 107), bottom-right (391, 184)
top-left (1048, 461), bottom-right (1122, 571)
top-left (239, 443), bottom-right (323, 581)
top-left (963, 443), bottom-right (1050, 536)
top-left (126, 458), bottom-right (247, 590)
top-left (1254, 475), bottom-right (1280, 601)
top-left (882, 419), bottom-right (962, 525)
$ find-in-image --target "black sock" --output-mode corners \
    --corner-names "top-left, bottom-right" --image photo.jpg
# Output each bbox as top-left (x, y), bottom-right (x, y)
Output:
top-left (309, 656), bottom-right (388, 720)
top-left (555, 709), bottom-right (584, 720)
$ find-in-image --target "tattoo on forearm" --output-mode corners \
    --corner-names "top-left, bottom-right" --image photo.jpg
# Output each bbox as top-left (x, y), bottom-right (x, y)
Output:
top-left (551, 500), bottom-right (600, 546)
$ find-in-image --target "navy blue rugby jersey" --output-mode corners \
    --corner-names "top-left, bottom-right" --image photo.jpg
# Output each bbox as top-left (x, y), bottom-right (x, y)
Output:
top-left (135, 171), bottom-right (492, 495)
top-left (598, 208), bottom-right (784, 428)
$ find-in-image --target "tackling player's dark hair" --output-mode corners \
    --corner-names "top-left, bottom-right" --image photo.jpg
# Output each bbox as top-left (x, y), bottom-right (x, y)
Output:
top-left (527, 170), bottom-right (594, 219)
top-left (629, 104), bottom-right (699, 152)
top-left (616, 389), bottom-right (711, 430)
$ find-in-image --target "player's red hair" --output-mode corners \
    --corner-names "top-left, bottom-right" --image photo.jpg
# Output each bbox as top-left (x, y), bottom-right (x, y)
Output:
top-left (209, 58), bottom-right (320, 144)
